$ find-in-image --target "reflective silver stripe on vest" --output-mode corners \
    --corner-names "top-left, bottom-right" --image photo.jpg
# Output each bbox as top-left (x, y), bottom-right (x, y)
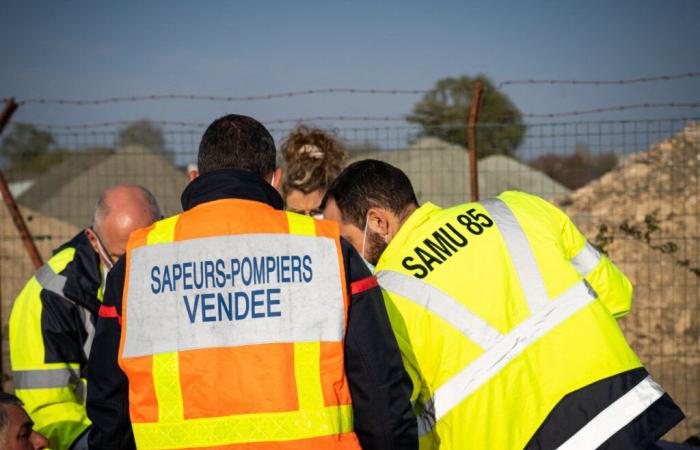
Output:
top-left (571, 241), bottom-right (601, 277)
top-left (81, 305), bottom-right (96, 358)
top-left (481, 199), bottom-right (550, 313)
top-left (376, 270), bottom-right (502, 350)
top-left (35, 264), bottom-right (68, 299)
top-left (419, 279), bottom-right (597, 434)
top-left (557, 375), bottom-right (664, 450)
top-left (382, 196), bottom-right (611, 436)
top-left (71, 430), bottom-right (90, 450)
top-left (35, 263), bottom-right (98, 358)
top-left (13, 367), bottom-right (81, 390)
top-left (76, 378), bottom-right (87, 402)
top-left (417, 399), bottom-right (436, 437)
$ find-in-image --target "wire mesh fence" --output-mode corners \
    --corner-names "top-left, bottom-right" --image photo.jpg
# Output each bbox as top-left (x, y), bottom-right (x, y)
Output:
top-left (1, 117), bottom-right (698, 441)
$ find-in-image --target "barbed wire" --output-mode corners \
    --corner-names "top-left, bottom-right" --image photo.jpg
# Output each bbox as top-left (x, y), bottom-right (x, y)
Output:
top-left (520, 102), bottom-right (700, 118)
top-left (266, 115), bottom-right (409, 124)
top-left (26, 116), bottom-right (410, 130)
top-left (28, 120), bottom-right (209, 130)
top-left (12, 89), bottom-right (431, 106)
top-left (21, 102), bottom-right (700, 130)
top-left (3, 71), bottom-right (699, 106)
top-left (498, 72), bottom-right (700, 88)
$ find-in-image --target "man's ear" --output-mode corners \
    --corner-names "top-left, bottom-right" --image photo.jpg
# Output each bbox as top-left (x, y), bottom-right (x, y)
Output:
top-left (366, 207), bottom-right (390, 236)
top-left (84, 228), bottom-right (101, 255)
top-left (187, 163), bottom-right (199, 181)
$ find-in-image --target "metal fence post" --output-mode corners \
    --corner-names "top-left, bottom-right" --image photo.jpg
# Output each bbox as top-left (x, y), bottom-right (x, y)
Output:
top-left (0, 98), bottom-right (46, 388)
top-left (0, 98), bottom-right (43, 269)
top-left (468, 81), bottom-right (484, 202)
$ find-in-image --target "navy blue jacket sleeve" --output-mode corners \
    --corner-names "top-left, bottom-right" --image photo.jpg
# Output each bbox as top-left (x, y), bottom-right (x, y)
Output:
top-left (341, 239), bottom-right (418, 450)
top-left (86, 257), bottom-right (136, 450)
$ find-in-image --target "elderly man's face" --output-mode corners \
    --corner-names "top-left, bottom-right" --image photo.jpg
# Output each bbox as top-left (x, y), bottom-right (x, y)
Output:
top-left (2, 404), bottom-right (48, 450)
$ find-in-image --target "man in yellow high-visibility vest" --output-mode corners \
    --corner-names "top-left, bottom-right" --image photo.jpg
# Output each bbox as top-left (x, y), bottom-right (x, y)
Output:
top-left (323, 159), bottom-right (684, 449)
top-left (10, 185), bottom-right (161, 450)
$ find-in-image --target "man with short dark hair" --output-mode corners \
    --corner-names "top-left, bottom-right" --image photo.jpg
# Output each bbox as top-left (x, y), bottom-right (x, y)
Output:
top-left (0, 390), bottom-right (50, 449)
top-left (323, 159), bottom-right (684, 449)
top-left (9, 185), bottom-right (161, 450)
top-left (87, 115), bottom-right (416, 449)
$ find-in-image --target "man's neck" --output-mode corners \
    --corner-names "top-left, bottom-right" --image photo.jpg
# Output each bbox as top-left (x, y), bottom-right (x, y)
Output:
top-left (397, 203), bottom-right (418, 229)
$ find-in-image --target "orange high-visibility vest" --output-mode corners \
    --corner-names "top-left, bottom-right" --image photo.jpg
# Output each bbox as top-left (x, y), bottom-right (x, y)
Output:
top-left (118, 198), bottom-right (360, 450)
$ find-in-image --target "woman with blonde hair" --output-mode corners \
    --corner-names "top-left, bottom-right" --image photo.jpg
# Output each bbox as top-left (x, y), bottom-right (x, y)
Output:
top-left (280, 126), bottom-right (347, 217)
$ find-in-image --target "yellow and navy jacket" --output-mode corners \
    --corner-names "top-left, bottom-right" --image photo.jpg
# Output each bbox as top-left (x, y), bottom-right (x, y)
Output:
top-left (86, 169), bottom-right (417, 450)
top-left (374, 191), bottom-right (684, 449)
top-left (10, 231), bottom-right (102, 450)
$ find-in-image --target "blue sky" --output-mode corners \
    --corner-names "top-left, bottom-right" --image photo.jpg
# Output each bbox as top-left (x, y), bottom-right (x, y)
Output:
top-left (1, 0), bottom-right (699, 135)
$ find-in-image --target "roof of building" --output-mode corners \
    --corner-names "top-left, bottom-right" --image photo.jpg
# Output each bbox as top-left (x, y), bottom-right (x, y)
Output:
top-left (347, 136), bottom-right (569, 207)
top-left (17, 145), bottom-right (189, 227)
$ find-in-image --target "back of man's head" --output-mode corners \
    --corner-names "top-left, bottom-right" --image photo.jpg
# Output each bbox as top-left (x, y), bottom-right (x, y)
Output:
top-left (88, 185), bottom-right (161, 266)
top-left (323, 159), bottom-right (418, 228)
top-left (93, 185), bottom-right (160, 231)
top-left (198, 114), bottom-right (276, 177)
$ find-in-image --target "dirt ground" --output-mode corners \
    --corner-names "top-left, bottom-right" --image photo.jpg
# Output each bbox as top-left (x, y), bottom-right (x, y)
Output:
top-left (558, 123), bottom-right (700, 441)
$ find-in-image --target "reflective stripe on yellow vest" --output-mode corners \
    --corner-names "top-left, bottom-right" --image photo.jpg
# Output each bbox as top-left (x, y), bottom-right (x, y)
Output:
top-left (571, 240), bottom-right (602, 277)
top-left (375, 195), bottom-right (650, 449)
top-left (118, 200), bottom-right (359, 449)
top-left (9, 246), bottom-right (96, 450)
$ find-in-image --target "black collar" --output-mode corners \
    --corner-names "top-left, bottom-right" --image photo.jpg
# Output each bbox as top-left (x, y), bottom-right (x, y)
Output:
top-left (53, 231), bottom-right (103, 314)
top-left (180, 169), bottom-right (284, 211)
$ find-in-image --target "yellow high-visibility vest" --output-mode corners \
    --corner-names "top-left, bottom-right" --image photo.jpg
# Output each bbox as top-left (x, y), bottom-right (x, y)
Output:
top-left (10, 243), bottom-right (99, 450)
top-left (375, 191), bottom-right (657, 449)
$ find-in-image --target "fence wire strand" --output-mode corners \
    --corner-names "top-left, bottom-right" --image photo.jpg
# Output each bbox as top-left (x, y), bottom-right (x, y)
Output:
top-left (498, 71), bottom-right (700, 87)
top-left (18, 102), bottom-right (700, 131)
top-left (6, 71), bottom-right (700, 106)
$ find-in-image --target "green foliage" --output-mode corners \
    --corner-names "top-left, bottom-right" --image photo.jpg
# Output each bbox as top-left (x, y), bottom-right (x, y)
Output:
top-left (529, 142), bottom-right (618, 190)
top-left (1, 123), bottom-right (56, 169)
top-left (407, 75), bottom-right (526, 158)
top-left (21, 148), bottom-right (71, 174)
top-left (0, 123), bottom-right (73, 177)
top-left (593, 223), bottom-right (615, 254)
top-left (593, 210), bottom-right (699, 278)
top-left (117, 120), bottom-right (170, 160)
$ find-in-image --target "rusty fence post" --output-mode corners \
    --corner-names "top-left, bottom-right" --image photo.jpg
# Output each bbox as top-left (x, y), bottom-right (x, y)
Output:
top-left (0, 98), bottom-right (45, 389)
top-left (0, 98), bottom-right (43, 269)
top-left (467, 81), bottom-right (484, 202)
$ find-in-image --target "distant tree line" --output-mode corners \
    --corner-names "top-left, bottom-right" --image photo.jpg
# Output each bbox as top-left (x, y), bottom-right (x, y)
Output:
top-left (2, 76), bottom-right (618, 192)
top-left (528, 142), bottom-right (618, 190)
top-left (407, 75), bottom-right (526, 158)
top-left (409, 75), bottom-right (618, 190)
top-left (0, 120), bottom-right (171, 178)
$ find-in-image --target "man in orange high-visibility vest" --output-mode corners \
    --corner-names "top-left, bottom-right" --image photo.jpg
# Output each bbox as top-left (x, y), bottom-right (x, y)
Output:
top-left (86, 115), bottom-right (416, 450)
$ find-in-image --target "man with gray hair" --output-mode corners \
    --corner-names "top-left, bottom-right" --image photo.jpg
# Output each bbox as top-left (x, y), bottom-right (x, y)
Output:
top-left (0, 393), bottom-right (49, 450)
top-left (9, 184), bottom-right (160, 450)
